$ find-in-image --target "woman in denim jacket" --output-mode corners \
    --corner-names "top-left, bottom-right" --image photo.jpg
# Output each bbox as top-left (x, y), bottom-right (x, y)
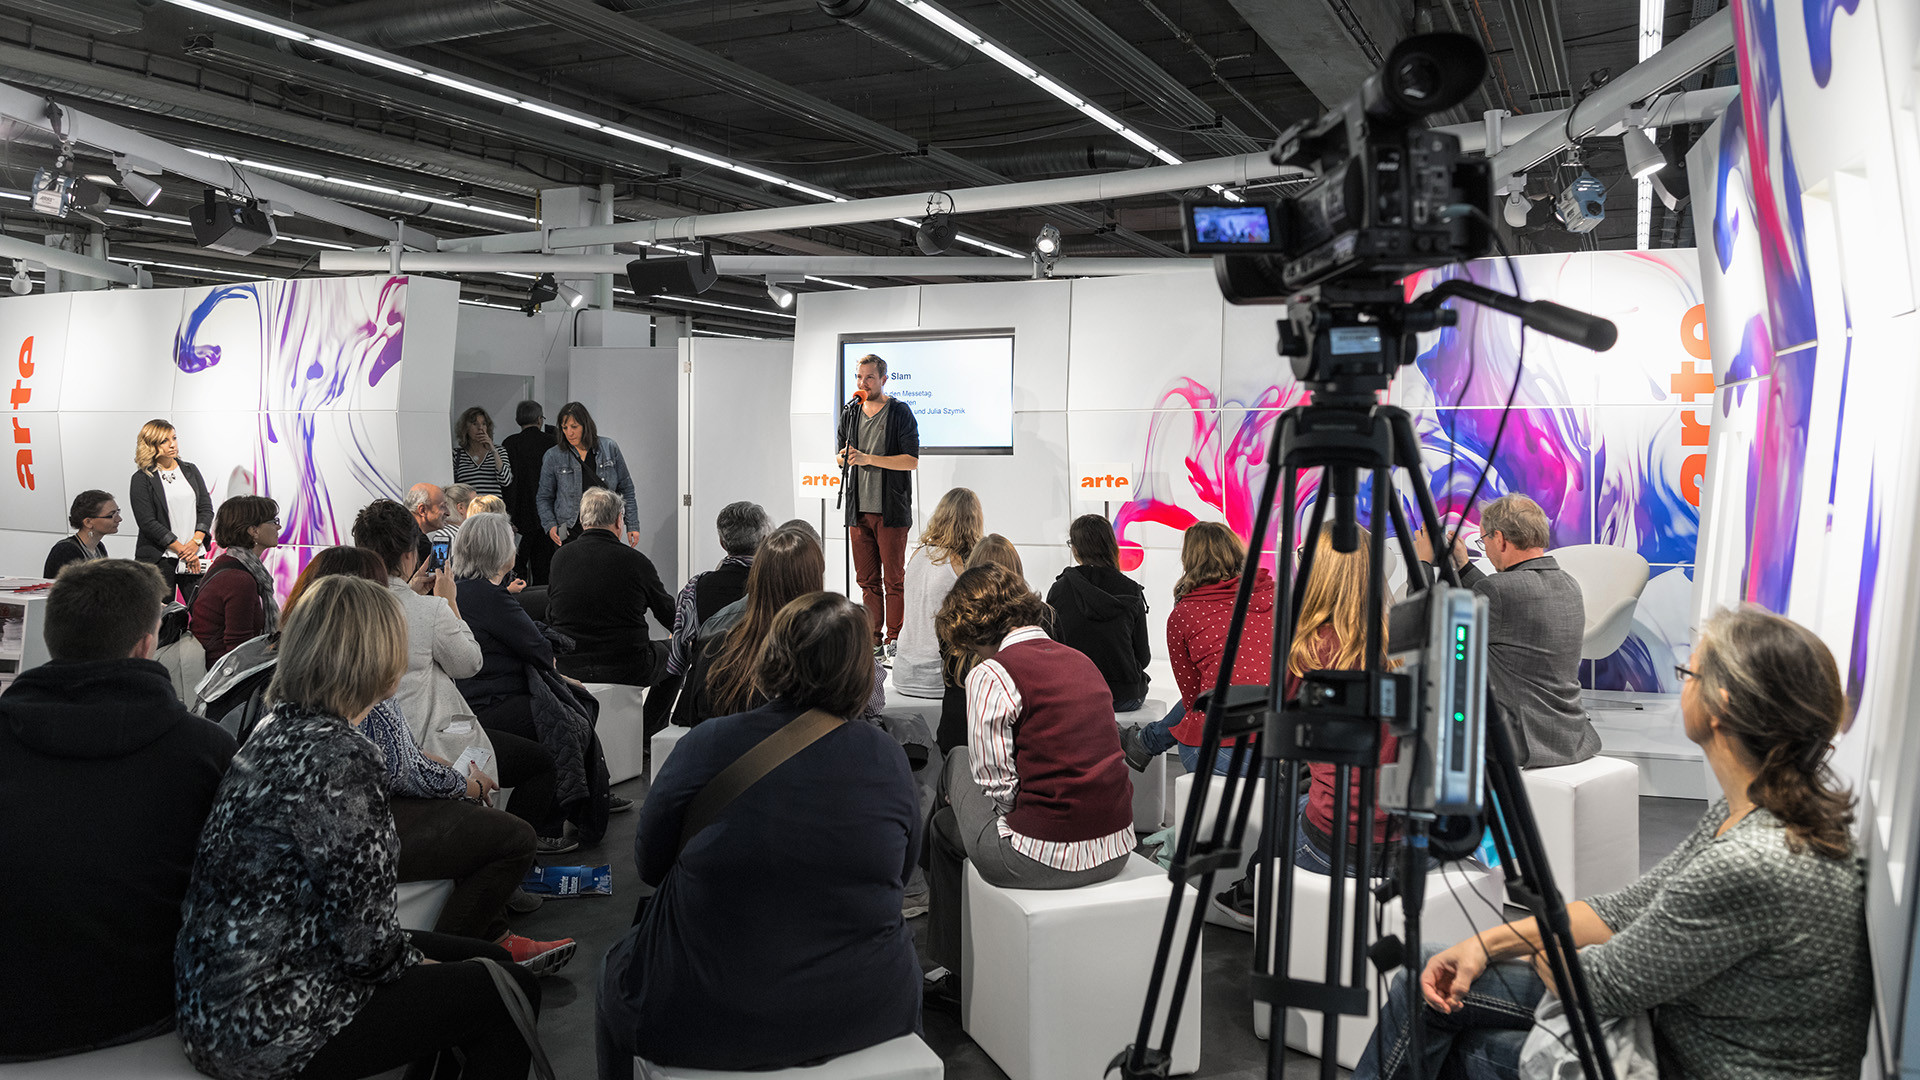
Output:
top-left (538, 401), bottom-right (641, 548)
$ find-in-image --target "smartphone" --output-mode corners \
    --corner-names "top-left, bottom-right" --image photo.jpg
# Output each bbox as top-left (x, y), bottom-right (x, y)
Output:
top-left (429, 540), bottom-right (451, 570)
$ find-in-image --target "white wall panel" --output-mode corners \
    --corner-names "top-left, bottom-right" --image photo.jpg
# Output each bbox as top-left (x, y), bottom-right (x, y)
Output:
top-left (682, 339), bottom-right (794, 580)
top-left (62, 288), bottom-right (183, 412)
top-left (915, 411), bottom-right (1072, 549)
top-left (791, 286), bottom-right (921, 415)
top-left (919, 279), bottom-right (1071, 412)
top-left (1068, 273), bottom-right (1224, 412)
top-left (569, 346), bottom-right (680, 571)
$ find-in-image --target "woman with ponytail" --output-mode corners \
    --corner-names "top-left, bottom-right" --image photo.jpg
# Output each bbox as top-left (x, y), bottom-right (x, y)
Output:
top-left (1355, 604), bottom-right (1870, 1080)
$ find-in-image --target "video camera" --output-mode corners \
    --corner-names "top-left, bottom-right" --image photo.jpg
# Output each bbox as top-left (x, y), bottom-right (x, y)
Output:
top-left (1182, 32), bottom-right (1494, 301)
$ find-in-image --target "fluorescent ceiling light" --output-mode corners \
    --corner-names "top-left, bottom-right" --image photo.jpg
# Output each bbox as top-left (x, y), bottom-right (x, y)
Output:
top-left (692, 329), bottom-right (775, 340)
top-left (805, 275), bottom-right (866, 289)
top-left (652, 294), bottom-right (798, 319)
top-left (516, 100), bottom-right (603, 130)
top-left (161, 0), bottom-right (310, 40)
top-left (309, 38), bottom-right (424, 75)
top-left (186, 149), bottom-right (539, 223)
top-left (422, 72), bottom-right (520, 105)
top-left (460, 297), bottom-right (523, 310)
top-left (112, 257), bottom-right (270, 279)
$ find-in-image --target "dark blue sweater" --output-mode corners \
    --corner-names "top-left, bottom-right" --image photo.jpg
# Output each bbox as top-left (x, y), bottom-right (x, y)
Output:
top-left (604, 700), bottom-right (922, 1070)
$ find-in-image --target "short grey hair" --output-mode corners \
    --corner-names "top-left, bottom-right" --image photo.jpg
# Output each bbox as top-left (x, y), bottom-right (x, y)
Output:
top-left (580, 487), bottom-right (624, 530)
top-left (404, 484), bottom-right (439, 513)
top-left (716, 501), bottom-right (772, 556)
top-left (1480, 493), bottom-right (1551, 550)
top-left (449, 512), bottom-right (516, 580)
top-left (444, 483), bottom-right (478, 512)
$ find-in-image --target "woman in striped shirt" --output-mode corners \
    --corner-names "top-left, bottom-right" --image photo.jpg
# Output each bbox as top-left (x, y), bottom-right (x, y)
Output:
top-left (921, 562), bottom-right (1135, 1006)
top-left (452, 406), bottom-right (512, 497)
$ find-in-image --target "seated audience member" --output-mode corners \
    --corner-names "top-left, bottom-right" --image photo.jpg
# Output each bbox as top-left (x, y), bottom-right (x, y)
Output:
top-left (935, 532), bottom-right (1025, 751)
top-left (1120, 521), bottom-right (1272, 776)
top-left (597, 593), bottom-right (920, 1076)
top-left (548, 488), bottom-right (676, 698)
top-left (924, 563), bottom-right (1134, 1000)
top-left (0, 560), bottom-right (235, 1061)
top-left (189, 495), bottom-right (282, 666)
top-left (44, 489), bottom-right (120, 578)
top-left (431, 482), bottom-right (479, 545)
top-left (288, 547), bottom-right (571, 972)
top-left (353, 500), bottom-right (569, 848)
top-left (1355, 606), bottom-right (1869, 1080)
top-left (674, 523), bottom-right (825, 727)
top-left (1414, 493), bottom-right (1599, 768)
top-left (665, 500), bottom-right (771, 682)
top-left (894, 487), bottom-right (982, 697)
top-left (450, 512), bottom-right (619, 848)
top-left (452, 405), bottom-right (513, 498)
top-left (1046, 514), bottom-right (1150, 711)
top-left (407, 481), bottom-right (451, 539)
top-left (175, 575), bottom-right (543, 1080)
top-left (468, 493), bottom-right (508, 517)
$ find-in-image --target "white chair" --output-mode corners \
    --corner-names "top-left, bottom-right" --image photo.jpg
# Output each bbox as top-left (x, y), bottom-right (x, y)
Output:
top-left (635, 1034), bottom-right (942, 1079)
top-left (0, 1037), bottom-right (409, 1079)
top-left (1550, 544), bottom-right (1651, 660)
top-left (962, 854), bottom-right (1201, 1080)
top-left (651, 724), bottom-right (692, 782)
top-left (1253, 859), bottom-right (1505, 1068)
top-left (1170, 771), bottom-right (1265, 927)
top-left (395, 879), bottom-right (456, 931)
top-left (587, 682), bottom-right (650, 784)
top-left (1515, 756), bottom-right (1639, 902)
top-left (1117, 698), bottom-right (1173, 832)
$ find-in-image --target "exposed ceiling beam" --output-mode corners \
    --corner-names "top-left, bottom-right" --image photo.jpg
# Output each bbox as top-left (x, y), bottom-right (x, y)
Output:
top-left (0, 234), bottom-right (141, 285)
top-left (494, 0), bottom-right (1173, 256)
top-left (320, 251), bottom-right (1213, 277)
top-left (0, 79), bottom-right (440, 249)
top-left (1221, 0), bottom-right (1403, 110)
top-left (444, 151), bottom-right (1295, 252)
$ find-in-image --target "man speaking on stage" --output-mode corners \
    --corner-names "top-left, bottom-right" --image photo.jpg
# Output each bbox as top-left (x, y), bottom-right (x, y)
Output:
top-left (837, 353), bottom-right (919, 660)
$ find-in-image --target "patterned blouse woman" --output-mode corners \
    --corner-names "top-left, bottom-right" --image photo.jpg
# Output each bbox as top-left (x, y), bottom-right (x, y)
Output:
top-left (175, 575), bottom-right (543, 1080)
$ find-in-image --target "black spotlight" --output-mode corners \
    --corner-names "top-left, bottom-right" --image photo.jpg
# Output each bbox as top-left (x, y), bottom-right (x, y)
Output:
top-left (625, 248), bottom-right (717, 296)
top-left (915, 213), bottom-right (956, 256)
top-left (522, 272), bottom-right (560, 316)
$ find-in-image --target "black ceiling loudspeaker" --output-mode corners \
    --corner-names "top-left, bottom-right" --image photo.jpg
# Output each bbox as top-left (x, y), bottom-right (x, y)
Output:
top-left (625, 249), bottom-right (717, 296)
top-left (189, 189), bottom-right (276, 255)
top-left (915, 212), bottom-right (956, 256)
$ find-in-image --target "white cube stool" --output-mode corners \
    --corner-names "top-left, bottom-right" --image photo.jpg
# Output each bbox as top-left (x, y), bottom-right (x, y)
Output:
top-left (1169, 771), bottom-right (1265, 927)
top-left (636, 1034), bottom-right (942, 1080)
top-left (962, 854), bottom-right (1201, 1080)
top-left (1253, 859), bottom-right (1504, 1068)
top-left (651, 724), bottom-right (692, 782)
top-left (1116, 699), bottom-right (1173, 832)
top-left (587, 682), bottom-right (650, 785)
top-left (1514, 755), bottom-right (1639, 901)
top-left (395, 879), bottom-right (455, 931)
top-left (0, 1036), bottom-right (409, 1079)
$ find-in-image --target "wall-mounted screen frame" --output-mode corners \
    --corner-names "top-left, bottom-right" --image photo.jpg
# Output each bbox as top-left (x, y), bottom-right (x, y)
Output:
top-left (837, 328), bottom-right (1016, 456)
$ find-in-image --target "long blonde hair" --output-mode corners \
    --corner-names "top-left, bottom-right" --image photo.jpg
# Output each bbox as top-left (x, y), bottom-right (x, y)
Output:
top-left (1173, 521), bottom-right (1244, 599)
top-left (1287, 528), bottom-right (1389, 676)
top-left (134, 419), bottom-right (175, 470)
top-left (918, 487), bottom-right (983, 566)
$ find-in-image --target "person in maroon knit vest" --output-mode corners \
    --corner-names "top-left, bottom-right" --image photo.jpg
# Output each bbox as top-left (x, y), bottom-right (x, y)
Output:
top-left (920, 562), bottom-right (1135, 1008)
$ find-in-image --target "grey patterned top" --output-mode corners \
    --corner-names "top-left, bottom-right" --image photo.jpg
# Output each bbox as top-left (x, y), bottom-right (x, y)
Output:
top-left (175, 704), bottom-right (420, 1080)
top-left (1580, 798), bottom-right (1869, 1080)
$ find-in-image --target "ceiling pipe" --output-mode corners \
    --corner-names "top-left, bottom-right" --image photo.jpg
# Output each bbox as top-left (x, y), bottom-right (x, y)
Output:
top-left (1489, 6), bottom-right (1733, 177)
top-left (298, 0), bottom-right (673, 50)
top-left (818, 0), bottom-right (973, 70)
top-left (1435, 84), bottom-right (1739, 153)
top-left (803, 143), bottom-right (1153, 190)
top-left (0, 235), bottom-right (143, 286)
top-left (320, 252), bottom-right (1214, 276)
top-left (444, 150), bottom-right (1293, 252)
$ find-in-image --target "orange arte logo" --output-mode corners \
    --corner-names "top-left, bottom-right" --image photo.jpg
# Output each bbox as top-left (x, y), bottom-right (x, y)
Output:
top-left (1079, 474), bottom-right (1130, 489)
top-left (1672, 304), bottom-right (1711, 508)
top-left (9, 335), bottom-right (33, 491)
top-left (800, 473), bottom-right (841, 487)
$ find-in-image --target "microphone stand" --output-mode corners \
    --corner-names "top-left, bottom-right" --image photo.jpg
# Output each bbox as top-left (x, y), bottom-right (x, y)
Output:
top-left (836, 394), bottom-right (861, 597)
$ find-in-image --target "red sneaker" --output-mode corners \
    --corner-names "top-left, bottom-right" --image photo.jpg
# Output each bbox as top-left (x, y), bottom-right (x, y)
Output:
top-left (501, 933), bottom-right (577, 976)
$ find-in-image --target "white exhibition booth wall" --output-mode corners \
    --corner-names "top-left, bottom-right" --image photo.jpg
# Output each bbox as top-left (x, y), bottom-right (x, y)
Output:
top-left (0, 275), bottom-right (458, 594)
top-left (1684, 0), bottom-right (1920, 1055)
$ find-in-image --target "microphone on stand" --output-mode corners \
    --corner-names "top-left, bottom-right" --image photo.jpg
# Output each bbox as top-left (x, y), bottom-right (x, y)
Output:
top-left (836, 389), bottom-right (867, 511)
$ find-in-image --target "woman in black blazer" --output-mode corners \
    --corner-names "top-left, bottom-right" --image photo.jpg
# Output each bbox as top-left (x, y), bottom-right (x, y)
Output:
top-left (127, 419), bottom-right (213, 603)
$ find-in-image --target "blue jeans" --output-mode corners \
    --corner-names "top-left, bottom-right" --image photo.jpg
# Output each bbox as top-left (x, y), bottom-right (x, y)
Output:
top-left (1136, 704), bottom-right (1257, 777)
top-left (1293, 795), bottom-right (1441, 877)
top-left (1351, 944), bottom-right (1543, 1080)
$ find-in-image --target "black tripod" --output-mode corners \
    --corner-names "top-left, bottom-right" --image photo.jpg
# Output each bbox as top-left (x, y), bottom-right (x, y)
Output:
top-left (1112, 277), bottom-right (1619, 1080)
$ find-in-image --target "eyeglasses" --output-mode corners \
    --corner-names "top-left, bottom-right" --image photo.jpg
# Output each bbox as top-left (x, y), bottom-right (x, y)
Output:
top-left (1673, 664), bottom-right (1699, 683)
top-left (88, 510), bottom-right (123, 520)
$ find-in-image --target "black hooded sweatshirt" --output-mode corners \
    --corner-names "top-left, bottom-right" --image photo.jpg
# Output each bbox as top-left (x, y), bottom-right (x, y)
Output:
top-left (1045, 564), bottom-right (1152, 705)
top-left (0, 657), bottom-right (235, 1061)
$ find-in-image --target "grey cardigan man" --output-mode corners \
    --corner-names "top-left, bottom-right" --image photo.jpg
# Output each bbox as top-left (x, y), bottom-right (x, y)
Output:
top-left (1415, 494), bottom-right (1601, 769)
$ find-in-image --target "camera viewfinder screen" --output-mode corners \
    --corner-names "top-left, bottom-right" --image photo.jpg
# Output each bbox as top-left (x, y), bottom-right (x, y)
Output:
top-left (1192, 205), bottom-right (1275, 245)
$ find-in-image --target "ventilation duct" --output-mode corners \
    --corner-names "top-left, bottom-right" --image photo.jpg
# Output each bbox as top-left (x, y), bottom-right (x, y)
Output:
top-left (818, 0), bottom-right (972, 70)
top-left (302, 0), bottom-right (673, 51)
